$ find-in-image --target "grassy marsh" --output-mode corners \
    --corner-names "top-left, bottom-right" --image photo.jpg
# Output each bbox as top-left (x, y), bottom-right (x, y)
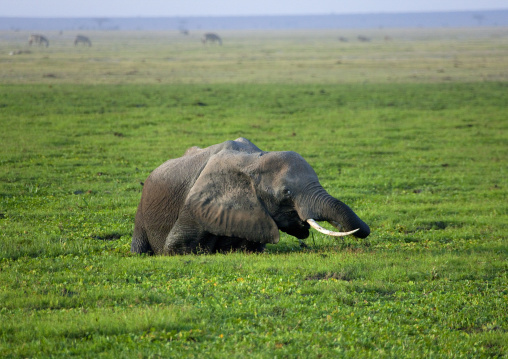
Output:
top-left (0, 28), bottom-right (507, 357)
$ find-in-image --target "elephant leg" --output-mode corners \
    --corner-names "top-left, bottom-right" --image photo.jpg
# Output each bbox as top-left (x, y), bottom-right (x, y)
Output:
top-left (131, 225), bottom-right (153, 254)
top-left (215, 237), bottom-right (266, 253)
top-left (131, 206), bottom-right (153, 254)
top-left (163, 213), bottom-right (208, 254)
top-left (242, 240), bottom-right (266, 253)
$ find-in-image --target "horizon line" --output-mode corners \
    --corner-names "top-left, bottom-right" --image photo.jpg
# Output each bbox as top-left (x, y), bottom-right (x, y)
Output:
top-left (2, 8), bottom-right (507, 19)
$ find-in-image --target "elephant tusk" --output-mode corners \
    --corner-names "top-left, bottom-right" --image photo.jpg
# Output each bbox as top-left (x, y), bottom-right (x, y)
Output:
top-left (307, 219), bottom-right (359, 237)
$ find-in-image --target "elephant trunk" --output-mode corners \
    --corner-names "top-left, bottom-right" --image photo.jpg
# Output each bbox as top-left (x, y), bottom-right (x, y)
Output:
top-left (298, 185), bottom-right (370, 239)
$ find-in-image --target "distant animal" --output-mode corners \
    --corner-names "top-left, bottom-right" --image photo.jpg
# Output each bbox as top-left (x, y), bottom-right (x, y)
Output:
top-left (338, 36), bottom-right (348, 42)
top-left (28, 34), bottom-right (49, 47)
top-left (131, 138), bottom-right (370, 255)
top-left (202, 33), bottom-right (222, 45)
top-left (9, 50), bottom-right (31, 55)
top-left (358, 36), bottom-right (371, 42)
top-left (74, 35), bottom-right (92, 46)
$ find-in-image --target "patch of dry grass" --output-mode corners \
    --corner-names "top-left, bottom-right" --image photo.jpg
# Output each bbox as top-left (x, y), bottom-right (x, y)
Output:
top-left (1, 27), bottom-right (507, 84)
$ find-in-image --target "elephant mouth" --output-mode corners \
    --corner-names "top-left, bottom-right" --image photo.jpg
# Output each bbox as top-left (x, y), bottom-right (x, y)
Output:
top-left (278, 218), bottom-right (310, 239)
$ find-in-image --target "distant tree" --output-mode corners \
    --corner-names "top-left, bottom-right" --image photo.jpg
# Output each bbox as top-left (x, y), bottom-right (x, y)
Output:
top-left (94, 18), bottom-right (109, 28)
top-left (179, 19), bottom-right (189, 35)
top-left (473, 14), bottom-right (484, 26)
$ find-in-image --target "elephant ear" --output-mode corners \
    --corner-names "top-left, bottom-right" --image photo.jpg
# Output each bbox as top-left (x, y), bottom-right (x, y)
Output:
top-left (185, 152), bottom-right (279, 244)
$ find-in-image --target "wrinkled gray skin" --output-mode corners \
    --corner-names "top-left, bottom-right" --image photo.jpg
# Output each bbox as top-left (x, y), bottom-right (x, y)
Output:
top-left (131, 138), bottom-right (370, 255)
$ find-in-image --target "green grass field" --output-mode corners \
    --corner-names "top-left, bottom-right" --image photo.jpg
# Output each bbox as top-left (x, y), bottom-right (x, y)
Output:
top-left (1, 28), bottom-right (507, 358)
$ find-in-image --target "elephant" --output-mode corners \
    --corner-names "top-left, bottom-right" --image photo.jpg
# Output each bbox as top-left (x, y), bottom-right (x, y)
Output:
top-left (131, 138), bottom-right (370, 255)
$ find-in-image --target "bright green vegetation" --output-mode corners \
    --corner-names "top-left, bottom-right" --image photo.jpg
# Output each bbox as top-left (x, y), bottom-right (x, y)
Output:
top-left (1, 28), bottom-right (507, 357)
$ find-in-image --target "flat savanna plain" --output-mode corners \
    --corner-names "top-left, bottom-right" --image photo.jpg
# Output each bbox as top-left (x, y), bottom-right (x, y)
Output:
top-left (0, 28), bottom-right (507, 357)
top-left (2, 27), bottom-right (508, 84)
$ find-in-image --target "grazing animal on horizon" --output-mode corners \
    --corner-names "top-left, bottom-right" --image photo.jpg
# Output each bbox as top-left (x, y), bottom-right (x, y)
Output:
top-left (74, 35), bottom-right (92, 46)
top-left (201, 33), bottom-right (222, 45)
top-left (28, 34), bottom-right (49, 47)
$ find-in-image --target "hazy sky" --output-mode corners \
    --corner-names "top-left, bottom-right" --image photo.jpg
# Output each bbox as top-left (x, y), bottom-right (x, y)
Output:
top-left (1, 0), bottom-right (506, 17)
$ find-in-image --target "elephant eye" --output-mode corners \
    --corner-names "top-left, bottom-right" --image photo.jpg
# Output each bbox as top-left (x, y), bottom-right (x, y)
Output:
top-left (282, 188), bottom-right (291, 196)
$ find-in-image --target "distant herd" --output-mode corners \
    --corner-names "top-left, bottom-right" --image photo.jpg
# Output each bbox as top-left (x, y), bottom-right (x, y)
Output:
top-left (26, 34), bottom-right (92, 48)
top-left (23, 32), bottom-right (224, 49)
top-left (14, 31), bottom-right (383, 53)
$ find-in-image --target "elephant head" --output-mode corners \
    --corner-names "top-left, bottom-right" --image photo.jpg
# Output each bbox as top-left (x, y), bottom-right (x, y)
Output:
top-left (132, 138), bottom-right (369, 255)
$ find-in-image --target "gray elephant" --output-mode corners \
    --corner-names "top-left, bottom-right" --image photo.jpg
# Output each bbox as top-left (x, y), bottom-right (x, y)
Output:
top-left (131, 138), bottom-right (370, 255)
